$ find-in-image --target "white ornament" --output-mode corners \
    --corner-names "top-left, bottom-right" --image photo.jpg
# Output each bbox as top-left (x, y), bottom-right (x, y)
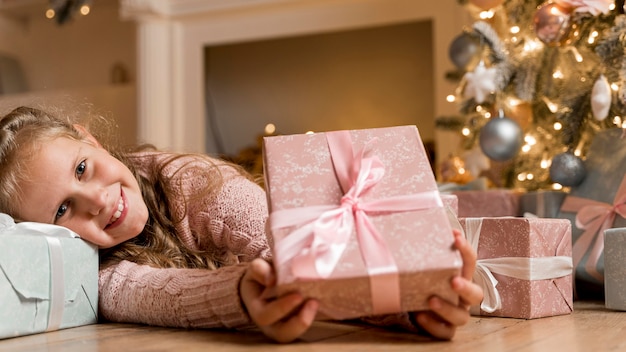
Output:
top-left (463, 61), bottom-right (497, 104)
top-left (591, 74), bottom-right (611, 121)
top-left (462, 146), bottom-right (490, 178)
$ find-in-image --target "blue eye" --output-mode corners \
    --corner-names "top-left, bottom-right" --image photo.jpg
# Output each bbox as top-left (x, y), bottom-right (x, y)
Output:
top-left (76, 160), bottom-right (86, 178)
top-left (56, 203), bottom-right (68, 219)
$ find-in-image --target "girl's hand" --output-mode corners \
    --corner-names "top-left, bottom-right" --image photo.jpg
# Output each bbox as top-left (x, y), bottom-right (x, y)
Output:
top-left (410, 229), bottom-right (483, 340)
top-left (240, 258), bottom-right (319, 343)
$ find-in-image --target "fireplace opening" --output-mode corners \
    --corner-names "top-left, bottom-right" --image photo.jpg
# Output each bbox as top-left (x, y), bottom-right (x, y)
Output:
top-left (203, 20), bottom-right (435, 172)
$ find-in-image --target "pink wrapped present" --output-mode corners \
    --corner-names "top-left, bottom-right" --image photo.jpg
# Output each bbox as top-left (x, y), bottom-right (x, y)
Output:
top-left (453, 189), bottom-right (523, 217)
top-left (455, 217), bottom-right (573, 319)
top-left (441, 194), bottom-right (459, 216)
top-left (263, 126), bottom-right (462, 320)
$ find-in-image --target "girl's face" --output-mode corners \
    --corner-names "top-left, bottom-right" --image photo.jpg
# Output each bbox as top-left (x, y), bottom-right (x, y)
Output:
top-left (14, 135), bottom-right (149, 248)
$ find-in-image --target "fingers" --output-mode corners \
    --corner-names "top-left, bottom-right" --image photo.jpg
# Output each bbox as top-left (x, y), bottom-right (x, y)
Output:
top-left (428, 296), bottom-right (470, 328)
top-left (247, 258), bottom-right (276, 287)
top-left (262, 299), bottom-right (319, 344)
top-left (453, 229), bottom-right (476, 281)
top-left (240, 259), bottom-right (319, 343)
top-left (452, 276), bottom-right (484, 308)
top-left (413, 311), bottom-right (456, 340)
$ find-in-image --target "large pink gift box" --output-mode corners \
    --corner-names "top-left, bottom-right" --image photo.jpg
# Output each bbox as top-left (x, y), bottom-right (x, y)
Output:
top-left (263, 126), bottom-right (462, 320)
top-left (456, 217), bottom-right (573, 319)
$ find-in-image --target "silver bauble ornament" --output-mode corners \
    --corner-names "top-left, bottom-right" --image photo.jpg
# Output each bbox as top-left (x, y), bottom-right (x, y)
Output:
top-left (549, 152), bottom-right (586, 186)
top-left (479, 116), bottom-right (523, 161)
top-left (448, 32), bottom-right (480, 70)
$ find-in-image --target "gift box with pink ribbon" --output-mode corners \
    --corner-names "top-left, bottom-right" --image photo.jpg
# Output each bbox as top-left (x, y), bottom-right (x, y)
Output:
top-left (263, 126), bottom-right (462, 320)
top-left (557, 128), bottom-right (626, 299)
top-left (454, 217), bottom-right (573, 319)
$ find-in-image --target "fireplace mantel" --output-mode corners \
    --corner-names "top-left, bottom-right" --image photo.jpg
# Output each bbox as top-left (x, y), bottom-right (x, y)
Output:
top-left (121, 0), bottom-right (468, 153)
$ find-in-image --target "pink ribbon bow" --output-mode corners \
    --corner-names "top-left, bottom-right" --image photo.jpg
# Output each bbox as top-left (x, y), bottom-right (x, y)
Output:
top-left (270, 130), bottom-right (443, 315)
top-left (560, 176), bottom-right (626, 282)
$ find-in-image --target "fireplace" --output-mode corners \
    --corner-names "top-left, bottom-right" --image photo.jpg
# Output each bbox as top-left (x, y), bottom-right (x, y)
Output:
top-left (121, 0), bottom-right (468, 163)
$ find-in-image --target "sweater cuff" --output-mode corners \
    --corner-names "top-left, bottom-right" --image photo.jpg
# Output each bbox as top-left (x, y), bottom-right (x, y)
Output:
top-left (180, 263), bottom-right (253, 329)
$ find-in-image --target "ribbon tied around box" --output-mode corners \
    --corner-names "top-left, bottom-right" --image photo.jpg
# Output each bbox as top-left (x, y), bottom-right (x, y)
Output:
top-left (460, 217), bottom-right (573, 313)
top-left (270, 131), bottom-right (443, 315)
top-left (0, 213), bottom-right (80, 332)
top-left (560, 175), bottom-right (626, 282)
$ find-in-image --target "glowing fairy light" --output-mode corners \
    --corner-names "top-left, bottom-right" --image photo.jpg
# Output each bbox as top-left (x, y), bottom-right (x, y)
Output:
top-left (611, 83), bottom-right (619, 91)
top-left (462, 127), bottom-right (471, 136)
top-left (540, 159), bottom-right (550, 168)
top-left (588, 31), bottom-right (599, 44)
top-left (613, 116), bottom-right (622, 126)
top-left (80, 5), bottom-right (90, 15)
top-left (552, 183), bottom-right (563, 190)
top-left (479, 10), bottom-right (495, 19)
top-left (517, 173), bottom-right (526, 181)
top-left (510, 26), bottom-right (520, 34)
top-left (46, 9), bottom-right (55, 18)
top-left (485, 112), bottom-right (492, 118)
top-left (264, 123), bottom-right (276, 135)
top-left (526, 173), bottom-right (534, 180)
top-left (553, 122), bottom-right (562, 130)
top-left (446, 94), bottom-right (456, 102)
top-left (524, 135), bottom-right (537, 145)
top-left (522, 144), bottom-right (531, 153)
top-left (553, 70), bottom-right (564, 79)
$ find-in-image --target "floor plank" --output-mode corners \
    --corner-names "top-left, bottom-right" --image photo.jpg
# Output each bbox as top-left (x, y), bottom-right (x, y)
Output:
top-left (0, 301), bottom-right (623, 351)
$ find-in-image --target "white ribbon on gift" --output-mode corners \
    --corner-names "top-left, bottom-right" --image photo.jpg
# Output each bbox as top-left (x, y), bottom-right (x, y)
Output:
top-left (0, 214), bottom-right (80, 332)
top-left (462, 218), bottom-right (573, 313)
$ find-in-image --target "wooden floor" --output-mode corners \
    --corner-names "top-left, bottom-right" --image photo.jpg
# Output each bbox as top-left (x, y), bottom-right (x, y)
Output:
top-left (1, 301), bottom-right (624, 351)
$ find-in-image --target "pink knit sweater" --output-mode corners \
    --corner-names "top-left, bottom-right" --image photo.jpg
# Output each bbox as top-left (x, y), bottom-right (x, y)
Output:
top-left (98, 152), bottom-right (269, 328)
top-left (98, 152), bottom-right (420, 332)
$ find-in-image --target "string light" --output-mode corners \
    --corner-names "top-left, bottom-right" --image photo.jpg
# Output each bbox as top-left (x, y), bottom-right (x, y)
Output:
top-left (47, 0), bottom-right (92, 25)
top-left (446, 94), bottom-right (456, 102)
top-left (479, 10), bottom-right (495, 19)
top-left (264, 123), bottom-right (276, 135)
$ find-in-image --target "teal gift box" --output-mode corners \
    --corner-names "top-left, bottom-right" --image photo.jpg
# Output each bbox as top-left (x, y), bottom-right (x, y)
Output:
top-left (0, 214), bottom-right (98, 339)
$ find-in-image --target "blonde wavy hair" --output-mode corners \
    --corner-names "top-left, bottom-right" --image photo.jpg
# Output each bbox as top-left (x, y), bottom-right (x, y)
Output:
top-left (0, 106), bottom-right (255, 270)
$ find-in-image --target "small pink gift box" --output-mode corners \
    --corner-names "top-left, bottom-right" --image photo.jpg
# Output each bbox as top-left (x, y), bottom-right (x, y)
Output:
top-left (453, 190), bottom-right (523, 217)
top-left (263, 126), bottom-right (462, 320)
top-left (456, 217), bottom-right (573, 319)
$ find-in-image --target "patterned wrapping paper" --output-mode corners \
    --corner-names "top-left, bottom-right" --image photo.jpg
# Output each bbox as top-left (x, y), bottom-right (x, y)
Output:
top-left (604, 228), bottom-right (626, 311)
top-left (520, 190), bottom-right (567, 218)
top-left (0, 215), bottom-right (98, 339)
top-left (263, 126), bottom-right (462, 320)
top-left (441, 194), bottom-right (459, 216)
top-left (557, 128), bottom-right (626, 300)
top-left (456, 217), bottom-right (573, 319)
top-left (453, 189), bottom-right (524, 217)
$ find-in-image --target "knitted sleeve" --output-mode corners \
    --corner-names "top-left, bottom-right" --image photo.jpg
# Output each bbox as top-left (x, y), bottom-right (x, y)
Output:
top-left (184, 161), bottom-right (271, 263)
top-left (98, 260), bottom-right (253, 329)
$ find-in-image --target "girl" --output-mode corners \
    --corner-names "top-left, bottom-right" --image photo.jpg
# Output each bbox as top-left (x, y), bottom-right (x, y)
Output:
top-left (0, 106), bottom-right (482, 343)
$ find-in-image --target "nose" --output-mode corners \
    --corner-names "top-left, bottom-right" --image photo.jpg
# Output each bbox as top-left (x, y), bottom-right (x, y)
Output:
top-left (79, 184), bottom-right (108, 216)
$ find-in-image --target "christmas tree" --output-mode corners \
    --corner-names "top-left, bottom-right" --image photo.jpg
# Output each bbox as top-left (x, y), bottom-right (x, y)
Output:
top-left (439, 0), bottom-right (625, 191)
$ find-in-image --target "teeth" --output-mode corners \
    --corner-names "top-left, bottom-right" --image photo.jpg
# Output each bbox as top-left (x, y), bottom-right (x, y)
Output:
top-left (109, 198), bottom-right (124, 224)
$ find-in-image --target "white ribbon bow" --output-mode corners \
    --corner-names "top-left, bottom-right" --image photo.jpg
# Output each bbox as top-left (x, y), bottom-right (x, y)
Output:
top-left (462, 218), bottom-right (573, 313)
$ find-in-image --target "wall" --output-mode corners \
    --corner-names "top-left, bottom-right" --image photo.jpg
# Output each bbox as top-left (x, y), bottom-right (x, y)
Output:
top-left (205, 20), bottom-right (434, 157)
top-left (0, 0), bottom-right (137, 146)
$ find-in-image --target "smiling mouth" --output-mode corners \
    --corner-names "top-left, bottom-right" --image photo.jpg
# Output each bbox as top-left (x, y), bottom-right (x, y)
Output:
top-left (105, 193), bottom-right (126, 229)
